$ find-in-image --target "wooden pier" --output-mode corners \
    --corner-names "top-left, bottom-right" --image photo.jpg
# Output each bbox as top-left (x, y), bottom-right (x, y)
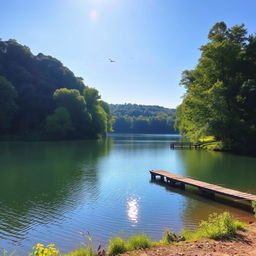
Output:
top-left (150, 170), bottom-right (256, 204)
top-left (170, 140), bottom-right (217, 149)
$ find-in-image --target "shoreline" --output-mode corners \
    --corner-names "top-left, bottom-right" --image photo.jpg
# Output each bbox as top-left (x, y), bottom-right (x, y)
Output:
top-left (121, 222), bottom-right (256, 256)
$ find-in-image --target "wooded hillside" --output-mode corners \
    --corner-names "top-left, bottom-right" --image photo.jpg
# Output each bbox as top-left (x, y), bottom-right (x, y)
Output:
top-left (0, 39), bottom-right (112, 140)
top-left (110, 104), bottom-right (176, 134)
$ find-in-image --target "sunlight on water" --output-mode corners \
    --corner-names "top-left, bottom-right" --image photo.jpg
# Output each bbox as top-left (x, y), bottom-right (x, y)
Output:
top-left (127, 198), bottom-right (139, 225)
top-left (0, 134), bottom-right (256, 254)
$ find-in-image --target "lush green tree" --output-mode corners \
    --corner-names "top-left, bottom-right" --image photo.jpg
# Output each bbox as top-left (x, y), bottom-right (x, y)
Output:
top-left (84, 88), bottom-right (101, 109)
top-left (99, 100), bottom-right (113, 132)
top-left (90, 105), bottom-right (108, 136)
top-left (0, 39), bottom-right (112, 140)
top-left (53, 88), bottom-right (86, 118)
top-left (46, 107), bottom-right (73, 139)
top-left (176, 22), bottom-right (256, 152)
top-left (0, 76), bottom-right (17, 132)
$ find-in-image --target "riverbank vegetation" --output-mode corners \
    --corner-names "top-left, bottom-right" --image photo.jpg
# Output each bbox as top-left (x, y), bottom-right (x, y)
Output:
top-left (8, 212), bottom-right (243, 256)
top-left (175, 22), bottom-right (256, 154)
top-left (0, 39), bottom-right (112, 140)
top-left (110, 104), bottom-right (176, 134)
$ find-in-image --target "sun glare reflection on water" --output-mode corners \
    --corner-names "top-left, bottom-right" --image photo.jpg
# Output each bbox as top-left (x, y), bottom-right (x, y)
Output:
top-left (127, 198), bottom-right (139, 225)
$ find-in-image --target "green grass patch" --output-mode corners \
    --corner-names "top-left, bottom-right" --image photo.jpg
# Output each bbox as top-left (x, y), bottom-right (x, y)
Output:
top-left (200, 141), bottom-right (223, 150)
top-left (125, 234), bottom-right (153, 250)
top-left (63, 248), bottom-right (93, 256)
top-left (22, 212), bottom-right (247, 256)
top-left (107, 237), bottom-right (126, 256)
top-left (181, 212), bottom-right (246, 241)
top-left (199, 136), bottom-right (215, 142)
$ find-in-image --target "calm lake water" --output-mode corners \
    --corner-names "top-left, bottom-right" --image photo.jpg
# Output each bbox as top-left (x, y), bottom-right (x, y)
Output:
top-left (0, 134), bottom-right (256, 254)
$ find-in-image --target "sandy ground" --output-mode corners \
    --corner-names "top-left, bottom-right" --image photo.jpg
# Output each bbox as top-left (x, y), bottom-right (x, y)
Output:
top-left (121, 223), bottom-right (256, 256)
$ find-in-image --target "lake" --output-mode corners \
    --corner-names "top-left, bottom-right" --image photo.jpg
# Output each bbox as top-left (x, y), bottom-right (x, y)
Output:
top-left (0, 134), bottom-right (256, 254)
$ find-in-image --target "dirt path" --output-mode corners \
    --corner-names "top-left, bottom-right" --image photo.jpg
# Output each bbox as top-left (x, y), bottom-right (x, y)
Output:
top-left (121, 223), bottom-right (256, 256)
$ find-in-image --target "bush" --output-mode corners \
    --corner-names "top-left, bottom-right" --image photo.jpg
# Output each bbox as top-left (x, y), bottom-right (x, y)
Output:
top-left (126, 234), bottom-right (153, 250)
top-left (181, 212), bottom-right (246, 241)
top-left (160, 229), bottom-right (179, 244)
top-left (107, 237), bottom-right (126, 256)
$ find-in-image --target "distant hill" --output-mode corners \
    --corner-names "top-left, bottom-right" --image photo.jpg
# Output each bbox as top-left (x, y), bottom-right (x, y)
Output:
top-left (110, 103), bottom-right (176, 134)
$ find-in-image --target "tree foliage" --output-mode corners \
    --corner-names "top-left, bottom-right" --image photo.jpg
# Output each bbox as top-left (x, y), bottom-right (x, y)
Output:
top-left (0, 39), bottom-right (111, 139)
top-left (0, 76), bottom-right (17, 132)
top-left (176, 22), bottom-right (256, 152)
top-left (110, 104), bottom-right (176, 134)
top-left (46, 107), bottom-right (73, 139)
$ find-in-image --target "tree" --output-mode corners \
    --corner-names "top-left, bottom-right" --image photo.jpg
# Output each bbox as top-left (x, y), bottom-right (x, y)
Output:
top-left (46, 107), bottom-right (73, 139)
top-left (0, 39), bottom-right (112, 139)
top-left (176, 22), bottom-right (256, 152)
top-left (99, 100), bottom-right (113, 132)
top-left (84, 88), bottom-right (101, 109)
top-left (0, 76), bottom-right (17, 132)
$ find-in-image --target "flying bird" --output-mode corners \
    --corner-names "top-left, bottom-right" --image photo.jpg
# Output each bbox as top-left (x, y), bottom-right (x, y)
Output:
top-left (108, 58), bottom-right (116, 63)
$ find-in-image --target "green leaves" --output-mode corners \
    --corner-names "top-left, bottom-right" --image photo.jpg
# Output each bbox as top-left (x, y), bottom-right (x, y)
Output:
top-left (176, 22), bottom-right (256, 151)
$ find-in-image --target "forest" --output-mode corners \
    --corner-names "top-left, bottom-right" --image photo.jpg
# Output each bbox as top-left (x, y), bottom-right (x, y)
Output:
top-left (0, 39), bottom-right (112, 140)
top-left (175, 22), bottom-right (256, 153)
top-left (110, 104), bottom-right (176, 133)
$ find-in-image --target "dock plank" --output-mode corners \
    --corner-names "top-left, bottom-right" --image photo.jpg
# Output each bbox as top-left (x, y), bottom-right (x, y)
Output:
top-left (150, 170), bottom-right (256, 202)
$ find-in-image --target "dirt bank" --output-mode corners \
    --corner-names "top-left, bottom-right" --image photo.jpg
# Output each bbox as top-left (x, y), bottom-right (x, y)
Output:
top-left (121, 223), bottom-right (256, 256)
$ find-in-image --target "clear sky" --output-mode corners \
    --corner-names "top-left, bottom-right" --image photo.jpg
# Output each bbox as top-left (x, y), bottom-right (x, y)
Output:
top-left (1, 0), bottom-right (256, 108)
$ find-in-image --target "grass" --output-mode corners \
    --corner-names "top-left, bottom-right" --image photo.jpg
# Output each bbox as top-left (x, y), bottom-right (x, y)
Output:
top-left (125, 234), bottom-right (153, 250)
top-left (5, 212), bottom-right (246, 256)
top-left (181, 212), bottom-right (246, 241)
top-left (107, 234), bottom-right (153, 255)
top-left (200, 141), bottom-right (223, 150)
top-left (107, 237), bottom-right (126, 256)
top-left (63, 248), bottom-right (94, 256)
top-left (199, 136), bottom-right (215, 142)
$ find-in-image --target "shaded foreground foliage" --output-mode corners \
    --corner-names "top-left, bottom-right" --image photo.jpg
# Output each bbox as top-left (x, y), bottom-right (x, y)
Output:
top-left (176, 22), bottom-right (256, 153)
top-left (2, 212), bottom-right (243, 256)
top-left (0, 39), bottom-right (112, 140)
top-left (110, 104), bottom-right (176, 134)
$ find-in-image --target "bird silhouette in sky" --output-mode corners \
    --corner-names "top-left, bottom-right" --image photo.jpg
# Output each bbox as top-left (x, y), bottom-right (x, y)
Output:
top-left (108, 58), bottom-right (116, 63)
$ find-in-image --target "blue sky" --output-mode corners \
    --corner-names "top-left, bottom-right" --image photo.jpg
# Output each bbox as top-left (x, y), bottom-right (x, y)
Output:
top-left (1, 0), bottom-right (256, 108)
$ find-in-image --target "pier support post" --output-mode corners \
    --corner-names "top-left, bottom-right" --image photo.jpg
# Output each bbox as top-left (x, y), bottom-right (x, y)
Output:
top-left (150, 172), bottom-right (156, 180)
top-left (199, 188), bottom-right (215, 199)
top-left (169, 179), bottom-right (185, 190)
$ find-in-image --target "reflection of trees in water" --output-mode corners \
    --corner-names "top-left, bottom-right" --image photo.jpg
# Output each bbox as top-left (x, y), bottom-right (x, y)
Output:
top-left (175, 150), bottom-right (256, 228)
top-left (176, 150), bottom-right (256, 191)
top-left (0, 138), bottom-right (112, 242)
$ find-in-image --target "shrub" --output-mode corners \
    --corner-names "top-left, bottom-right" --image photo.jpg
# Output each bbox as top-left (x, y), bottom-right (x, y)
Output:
top-left (181, 212), bottom-right (246, 241)
top-left (199, 212), bottom-right (245, 239)
top-left (126, 234), bottom-right (153, 250)
top-left (160, 229), bottom-right (179, 244)
top-left (107, 237), bottom-right (126, 256)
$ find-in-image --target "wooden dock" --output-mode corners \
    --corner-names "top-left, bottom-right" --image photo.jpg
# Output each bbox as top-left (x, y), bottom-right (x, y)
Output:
top-left (170, 140), bottom-right (217, 149)
top-left (150, 170), bottom-right (256, 203)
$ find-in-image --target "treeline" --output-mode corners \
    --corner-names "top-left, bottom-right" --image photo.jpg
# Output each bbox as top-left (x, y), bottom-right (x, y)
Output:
top-left (0, 39), bottom-right (112, 140)
top-left (175, 22), bottom-right (256, 153)
top-left (110, 104), bottom-right (176, 134)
